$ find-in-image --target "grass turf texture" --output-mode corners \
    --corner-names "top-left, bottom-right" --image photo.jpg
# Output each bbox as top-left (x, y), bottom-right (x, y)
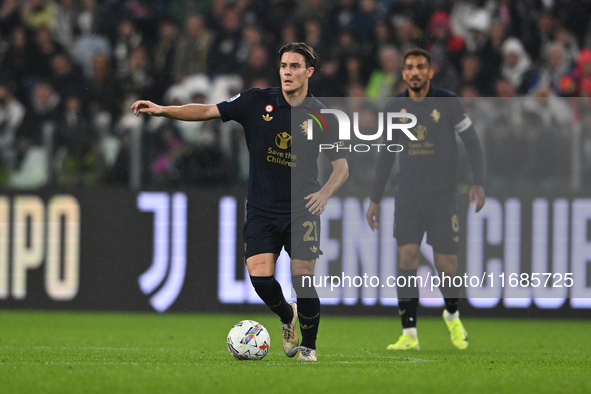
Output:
top-left (0, 311), bottom-right (589, 394)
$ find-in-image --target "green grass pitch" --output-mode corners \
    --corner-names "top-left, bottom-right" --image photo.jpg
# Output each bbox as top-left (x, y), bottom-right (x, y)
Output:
top-left (0, 310), bottom-right (589, 394)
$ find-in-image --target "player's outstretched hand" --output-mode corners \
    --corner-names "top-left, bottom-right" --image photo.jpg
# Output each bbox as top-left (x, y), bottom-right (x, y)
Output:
top-left (470, 185), bottom-right (486, 213)
top-left (366, 201), bottom-right (380, 231)
top-left (131, 100), bottom-right (163, 116)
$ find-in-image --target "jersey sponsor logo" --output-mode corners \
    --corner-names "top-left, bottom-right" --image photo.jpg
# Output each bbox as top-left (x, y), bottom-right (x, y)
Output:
top-left (265, 104), bottom-right (273, 112)
top-left (413, 125), bottom-right (428, 141)
top-left (408, 125), bottom-right (435, 155)
top-left (227, 93), bottom-right (241, 102)
top-left (454, 115), bottom-right (472, 133)
top-left (275, 132), bottom-right (292, 149)
top-left (310, 246), bottom-right (318, 253)
top-left (267, 146), bottom-right (296, 166)
top-left (262, 114), bottom-right (273, 121)
top-left (431, 109), bottom-right (441, 123)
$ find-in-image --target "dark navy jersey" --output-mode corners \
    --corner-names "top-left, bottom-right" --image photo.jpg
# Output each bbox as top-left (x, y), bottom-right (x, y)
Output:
top-left (371, 86), bottom-right (474, 202)
top-left (217, 87), bottom-right (346, 215)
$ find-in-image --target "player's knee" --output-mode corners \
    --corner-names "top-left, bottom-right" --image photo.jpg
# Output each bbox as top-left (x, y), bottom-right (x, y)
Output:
top-left (291, 259), bottom-right (316, 276)
top-left (434, 255), bottom-right (457, 276)
top-left (292, 274), bottom-right (318, 298)
top-left (246, 258), bottom-right (274, 277)
top-left (399, 259), bottom-right (419, 270)
top-left (438, 264), bottom-right (457, 277)
top-left (398, 245), bottom-right (420, 270)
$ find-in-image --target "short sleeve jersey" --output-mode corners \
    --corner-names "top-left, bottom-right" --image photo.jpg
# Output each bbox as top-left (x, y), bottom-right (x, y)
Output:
top-left (385, 85), bottom-right (472, 201)
top-left (217, 87), bottom-right (346, 215)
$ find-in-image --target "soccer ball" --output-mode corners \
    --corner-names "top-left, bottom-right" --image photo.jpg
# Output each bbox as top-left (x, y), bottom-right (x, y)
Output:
top-left (227, 320), bottom-right (271, 360)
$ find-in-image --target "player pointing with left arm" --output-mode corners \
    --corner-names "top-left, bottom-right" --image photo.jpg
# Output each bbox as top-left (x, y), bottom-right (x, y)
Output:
top-left (132, 43), bottom-right (348, 362)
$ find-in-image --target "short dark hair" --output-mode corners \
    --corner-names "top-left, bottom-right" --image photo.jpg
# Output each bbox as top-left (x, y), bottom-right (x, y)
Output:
top-left (403, 48), bottom-right (431, 66)
top-left (279, 42), bottom-right (317, 68)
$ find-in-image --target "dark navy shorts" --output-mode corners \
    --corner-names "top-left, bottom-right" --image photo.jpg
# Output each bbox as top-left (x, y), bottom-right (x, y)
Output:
top-left (394, 197), bottom-right (460, 255)
top-left (243, 207), bottom-right (322, 261)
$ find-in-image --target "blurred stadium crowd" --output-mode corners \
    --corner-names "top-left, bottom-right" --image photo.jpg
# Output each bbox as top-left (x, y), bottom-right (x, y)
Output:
top-left (1, 0), bottom-right (591, 190)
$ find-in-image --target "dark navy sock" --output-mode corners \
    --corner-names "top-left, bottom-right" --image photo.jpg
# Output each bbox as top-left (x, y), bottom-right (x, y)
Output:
top-left (439, 272), bottom-right (461, 314)
top-left (397, 268), bottom-right (419, 329)
top-left (398, 297), bottom-right (419, 328)
top-left (292, 275), bottom-right (320, 350)
top-left (444, 298), bottom-right (460, 314)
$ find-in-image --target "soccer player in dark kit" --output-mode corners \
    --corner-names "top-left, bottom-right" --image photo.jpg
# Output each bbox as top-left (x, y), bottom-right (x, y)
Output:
top-left (365, 48), bottom-right (485, 350)
top-left (131, 43), bottom-right (349, 362)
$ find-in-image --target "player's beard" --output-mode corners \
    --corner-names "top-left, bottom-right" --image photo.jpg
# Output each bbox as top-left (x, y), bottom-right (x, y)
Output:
top-left (408, 79), bottom-right (426, 92)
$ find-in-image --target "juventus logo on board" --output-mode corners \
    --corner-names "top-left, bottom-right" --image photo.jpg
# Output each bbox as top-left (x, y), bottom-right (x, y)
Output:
top-left (137, 192), bottom-right (187, 312)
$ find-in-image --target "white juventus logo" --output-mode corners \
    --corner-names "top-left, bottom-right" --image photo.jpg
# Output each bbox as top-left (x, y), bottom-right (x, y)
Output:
top-left (137, 192), bottom-right (187, 312)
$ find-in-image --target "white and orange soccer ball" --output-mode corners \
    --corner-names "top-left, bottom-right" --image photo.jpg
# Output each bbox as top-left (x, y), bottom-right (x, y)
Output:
top-left (227, 320), bottom-right (271, 360)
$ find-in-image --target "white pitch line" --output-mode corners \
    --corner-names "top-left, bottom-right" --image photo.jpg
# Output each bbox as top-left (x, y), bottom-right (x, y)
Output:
top-left (0, 361), bottom-right (198, 366)
top-left (0, 358), bottom-right (434, 367)
top-left (0, 345), bottom-right (187, 352)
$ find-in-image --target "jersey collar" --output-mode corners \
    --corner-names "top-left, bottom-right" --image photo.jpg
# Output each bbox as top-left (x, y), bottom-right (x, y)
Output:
top-left (277, 88), bottom-right (313, 107)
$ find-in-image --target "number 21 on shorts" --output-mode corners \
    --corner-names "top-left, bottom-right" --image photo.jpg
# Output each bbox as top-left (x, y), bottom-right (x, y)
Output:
top-left (303, 221), bottom-right (318, 241)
